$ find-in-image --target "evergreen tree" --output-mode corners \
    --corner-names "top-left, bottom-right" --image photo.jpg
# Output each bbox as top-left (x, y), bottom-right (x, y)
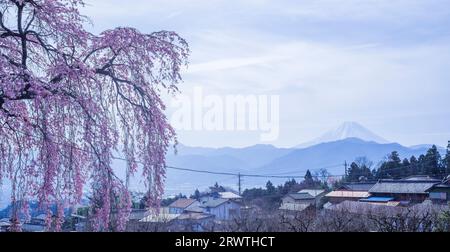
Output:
top-left (409, 156), bottom-right (419, 176)
top-left (191, 189), bottom-right (201, 200)
top-left (347, 162), bottom-right (361, 182)
top-left (281, 179), bottom-right (298, 194)
top-left (378, 151), bottom-right (403, 179)
top-left (266, 181), bottom-right (276, 195)
top-left (418, 154), bottom-right (427, 175)
top-left (355, 157), bottom-right (374, 180)
top-left (402, 158), bottom-right (411, 177)
top-left (424, 145), bottom-right (442, 176)
top-left (390, 151), bottom-right (402, 165)
top-left (445, 141), bottom-right (450, 175)
top-left (304, 170), bottom-right (314, 186)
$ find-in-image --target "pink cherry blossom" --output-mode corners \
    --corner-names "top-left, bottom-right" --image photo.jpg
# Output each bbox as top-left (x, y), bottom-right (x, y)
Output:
top-left (0, 0), bottom-right (189, 231)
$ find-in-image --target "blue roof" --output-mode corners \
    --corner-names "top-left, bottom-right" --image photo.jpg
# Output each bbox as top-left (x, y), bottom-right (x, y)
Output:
top-left (360, 197), bottom-right (394, 202)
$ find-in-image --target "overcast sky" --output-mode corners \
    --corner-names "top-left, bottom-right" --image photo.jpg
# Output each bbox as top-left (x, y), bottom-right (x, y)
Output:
top-left (82, 0), bottom-right (450, 148)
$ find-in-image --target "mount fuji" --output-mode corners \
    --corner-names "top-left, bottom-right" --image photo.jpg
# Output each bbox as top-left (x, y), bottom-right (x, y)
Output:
top-left (296, 121), bottom-right (389, 148)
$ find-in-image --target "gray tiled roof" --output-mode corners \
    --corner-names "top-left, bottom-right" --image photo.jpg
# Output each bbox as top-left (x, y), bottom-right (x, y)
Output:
top-left (200, 198), bottom-right (229, 208)
top-left (287, 193), bottom-right (315, 200)
top-left (340, 182), bottom-right (376, 192)
top-left (369, 180), bottom-right (439, 194)
top-left (426, 179), bottom-right (450, 191)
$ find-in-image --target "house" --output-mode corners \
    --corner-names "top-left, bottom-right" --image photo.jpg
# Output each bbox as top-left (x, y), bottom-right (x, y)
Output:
top-left (70, 214), bottom-right (87, 232)
top-left (199, 191), bottom-right (242, 203)
top-left (279, 203), bottom-right (312, 211)
top-left (21, 223), bottom-right (46, 232)
top-left (175, 212), bottom-right (215, 232)
top-left (30, 214), bottom-right (47, 226)
top-left (168, 198), bottom-right (200, 214)
top-left (281, 192), bottom-right (316, 205)
top-left (139, 210), bottom-right (180, 223)
top-left (218, 191), bottom-right (242, 200)
top-left (337, 182), bottom-right (376, 192)
top-left (426, 177), bottom-right (450, 203)
top-left (128, 209), bottom-right (149, 221)
top-left (368, 178), bottom-right (441, 204)
top-left (280, 189), bottom-right (326, 211)
top-left (137, 207), bottom-right (214, 232)
top-left (200, 198), bottom-right (241, 221)
top-left (0, 218), bottom-right (10, 232)
top-left (325, 190), bottom-right (370, 204)
top-left (327, 200), bottom-right (401, 216)
top-left (299, 189), bottom-right (326, 197)
top-left (282, 189), bottom-right (326, 204)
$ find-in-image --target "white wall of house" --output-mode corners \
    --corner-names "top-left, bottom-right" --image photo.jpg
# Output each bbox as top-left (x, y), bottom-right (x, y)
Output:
top-left (282, 197), bottom-right (314, 205)
top-left (204, 201), bottom-right (241, 221)
top-left (430, 192), bottom-right (449, 201)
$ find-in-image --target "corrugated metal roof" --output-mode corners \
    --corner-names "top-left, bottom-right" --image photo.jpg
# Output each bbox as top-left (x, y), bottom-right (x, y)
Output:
top-left (139, 213), bottom-right (180, 223)
top-left (286, 193), bottom-right (315, 200)
top-left (426, 179), bottom-right (450, 191)
top-left (298, 189), bottom-right (325, 197)
top-left (169, 198), bottom-right (197, 209)
top-left (369, 180), bottom-right (439, 194)
top-left (200, 198), bottom-right (230, 208)
top-left (219, 192), bottom-right (242, 199)
top-left (403, 176), bottom-right (441, 181)
top-left (176, 213), bottom-right (214, 221)
top-left (340, 182), bottom-right (376, 192)
top-left (326, 190), bottom-right (370, 198)
top-left (129, 209), bottom-right (149, 220)
top-left (185, 202), bottom-right (203, 213)
top-left (360, 196), bottom-right (394, 202)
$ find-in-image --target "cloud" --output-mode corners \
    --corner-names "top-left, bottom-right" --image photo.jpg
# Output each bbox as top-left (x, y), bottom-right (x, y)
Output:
top-left (81, 0), bottom-right (450, 148)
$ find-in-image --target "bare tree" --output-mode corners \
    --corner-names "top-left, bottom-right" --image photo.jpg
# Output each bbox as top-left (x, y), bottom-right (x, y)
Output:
top-left (279, 207), bottom-right (317, 232)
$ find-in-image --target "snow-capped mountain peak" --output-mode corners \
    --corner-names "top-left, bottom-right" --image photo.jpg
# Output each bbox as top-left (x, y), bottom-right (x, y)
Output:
top-left (297, 121), bottom-right (389, 148)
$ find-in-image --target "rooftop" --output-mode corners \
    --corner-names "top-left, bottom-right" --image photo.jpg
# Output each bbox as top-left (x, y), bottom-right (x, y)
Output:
top-left (298, 189), bottom-right (325, 197)
top-left (339, 182), bottom-right (376, 192)
top-left (219, 192), bottom-right (242, 199)
top-left (169, 198), bottom-right (197, 209)
top-left (200, 198), bottom-right (230, 208)
top-left (129, 209), bottom-right (149, 220)
top-left (184, 203), bottom-right (203, 213)
top-left (286, 193), bottom-right (315, 201)
top-left (369, 179), bottom-right (440, 194)
top-left (403, 175), bottom-right (441, 181)
top-left (139, 213), bottom-right (180, 223)
top-left (360, 196), bottom-right (394, 203)
top-left (326, 190), bottom-right (370, 198)
top-left (426, 179), bottom-right (450, 191)
top-left (176, 212), bottom-right (214, 221)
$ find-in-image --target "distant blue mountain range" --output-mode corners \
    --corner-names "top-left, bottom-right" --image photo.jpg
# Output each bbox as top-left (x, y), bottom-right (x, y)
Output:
top-left (164, 137), bottom-right (444, 196)
top-left (1, 122), bottom-right (447, 209)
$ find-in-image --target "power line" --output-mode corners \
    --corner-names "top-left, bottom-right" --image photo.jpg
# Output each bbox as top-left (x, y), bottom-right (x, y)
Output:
top-left (2, 128), bottom-right (347, 180)
top-left (261, 163), bottom-right (343, 176)
top-left (164, 164), bottom-right (344, 179)
top-left (4, 128), bottom-right (448, 186)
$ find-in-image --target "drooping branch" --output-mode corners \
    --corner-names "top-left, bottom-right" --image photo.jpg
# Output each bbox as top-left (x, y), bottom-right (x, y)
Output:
top-left (0, 0), bottom-right (189, 232)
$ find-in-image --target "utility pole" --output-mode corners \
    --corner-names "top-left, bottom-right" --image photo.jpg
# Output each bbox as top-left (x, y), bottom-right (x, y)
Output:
top-left (344, 161), bottom-right (348, 178)
top-left (238, 173), bottom-right (242, 196)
